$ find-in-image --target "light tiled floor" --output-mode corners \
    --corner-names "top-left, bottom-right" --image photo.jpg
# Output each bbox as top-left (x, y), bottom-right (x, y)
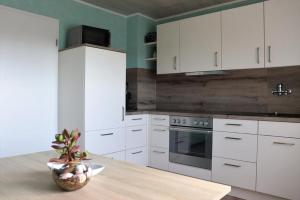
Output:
top-left (222, 196), bottom-right (244, 200)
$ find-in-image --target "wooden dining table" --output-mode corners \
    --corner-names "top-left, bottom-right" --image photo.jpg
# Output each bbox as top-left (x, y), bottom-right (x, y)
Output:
top-left (0, 151), bottom-right (230, 200)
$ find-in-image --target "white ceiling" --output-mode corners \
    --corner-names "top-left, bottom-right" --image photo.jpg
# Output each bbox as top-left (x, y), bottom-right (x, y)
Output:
top-left (81, 0), bottom-right (237, 19)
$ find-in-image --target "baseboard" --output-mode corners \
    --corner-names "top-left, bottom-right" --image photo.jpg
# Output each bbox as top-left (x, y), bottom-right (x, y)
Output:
top-left (230, 187), bottom-right (287, 200)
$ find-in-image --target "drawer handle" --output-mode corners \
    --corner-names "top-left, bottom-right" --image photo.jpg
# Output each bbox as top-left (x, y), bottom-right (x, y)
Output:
top-left (101, 133), bottom-right (114, 136)
top-left (225, 123), bottom-right (242, 126)
top-left (224, 163), bottom-right (241, 168)
top-left (273, 142), bottom-right (295, 146)
top-left (153, 129), bottom-right (166, 132)
top-left (132, 118), bottom-right (143, 121)
top-left (153, 118), bottom-right (166, 121)
top-left (131, 151), bottom-right (143, 155)
top-left (132, 129), bottom-right (143, 132)
top-left (224, 137), bottom-right (242, 140)
top-left (153, 150), bottom-right (166, 154)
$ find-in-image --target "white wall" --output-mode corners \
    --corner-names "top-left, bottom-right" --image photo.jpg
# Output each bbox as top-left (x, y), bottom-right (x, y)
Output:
top-left (0, 6), bottom-right (59, 157)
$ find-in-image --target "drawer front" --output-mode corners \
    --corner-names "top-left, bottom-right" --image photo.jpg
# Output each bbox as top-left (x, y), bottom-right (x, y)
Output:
top-left (125, 115), bottom-right (147, 126)
top-left (213, 118), bottom-right (258, 134)
top-left (150, 125), bottom-right (169, 148)
top-left (126, 125), bottom-right (147, 149)
top-left (151, 115), bottom-right (169, 126)
top-left (259, 121), bottom-right (300, 138)
top-left (169, 162), bottom-right (212, 181)
top-left (126, 147), bottom-right (147, 166)
top-left (150, 147), bottom-right (169, 171)
top-left (213, 131), bottom-right (257, 162)
top-left (85, 128), bottom-right (125, 155)
top-left (212, 157), bottom-right (256, 190)
top-left (103, 151), bottom-right (125, 161)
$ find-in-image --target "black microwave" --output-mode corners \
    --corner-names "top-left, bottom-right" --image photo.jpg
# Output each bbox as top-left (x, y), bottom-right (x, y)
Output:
top-left (67, 25), bottom-right (110, 48)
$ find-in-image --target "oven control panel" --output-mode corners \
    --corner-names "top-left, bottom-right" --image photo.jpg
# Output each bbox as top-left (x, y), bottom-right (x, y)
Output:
top-left (170, 116), bottom-right (212, 128)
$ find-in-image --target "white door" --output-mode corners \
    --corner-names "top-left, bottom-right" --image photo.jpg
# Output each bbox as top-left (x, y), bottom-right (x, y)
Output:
top-left (0, 6), bottom-right (58, 157)
top-left (85, 47), bottom-right (126, 131)
top-left (180, 12), bottom-right (221, 72)
top-left (157, 22), bottom-right (180, 74)
top-left (222, 3), bottom-right (264, 70)
top-left (257, 136), bottom-right (300, 200)
top-left (265, 0), bottom-right (300, 67)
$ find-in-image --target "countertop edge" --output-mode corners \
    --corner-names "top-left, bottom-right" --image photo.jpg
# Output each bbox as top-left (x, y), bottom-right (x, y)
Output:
top-left (126, 111), bottom-right (300, 123)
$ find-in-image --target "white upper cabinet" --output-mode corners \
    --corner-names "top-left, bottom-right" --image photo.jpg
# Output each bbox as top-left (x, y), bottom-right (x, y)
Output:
top-left (180, 13), bottom-right (221, 72)
top-left (265, 0), bottom-right (300, 67)
top-left (85, 48), bottom-right (126, 131)
top-left (157, 22), bottom-right (180, 74)
top-left (222, 3), bottom-right (264, 70)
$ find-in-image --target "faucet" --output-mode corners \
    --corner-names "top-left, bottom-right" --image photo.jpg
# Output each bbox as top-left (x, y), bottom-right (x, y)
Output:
top-left (272, 83), bottom-right (292, 96)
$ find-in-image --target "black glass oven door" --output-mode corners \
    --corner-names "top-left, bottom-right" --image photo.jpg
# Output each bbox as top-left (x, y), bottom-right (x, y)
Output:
top-left (169, 127), bottom-right (212, 170)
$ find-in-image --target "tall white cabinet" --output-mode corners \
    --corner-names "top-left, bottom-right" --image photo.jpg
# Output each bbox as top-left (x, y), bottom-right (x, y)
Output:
top-left (222, 3), bottom-right (264, 70)
top-left (0, 6), bottom-right (59, 158)
top-left (265, 0), bottom-right (300, 68)
top-left (59, 46), bottom-right (126, 154)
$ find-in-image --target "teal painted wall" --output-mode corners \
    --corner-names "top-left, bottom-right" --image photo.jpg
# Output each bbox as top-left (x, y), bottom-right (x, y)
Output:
top-left (127, 16), bottom-right (139, 68)
top-left (0, 0), bottom-right (127, 50)
top-left (157, 0), bottom-right (264, 24)
top-left (127, 15), bottom-right (156, 69)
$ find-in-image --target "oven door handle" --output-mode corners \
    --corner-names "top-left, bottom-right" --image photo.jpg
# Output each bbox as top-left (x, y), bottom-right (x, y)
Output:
top-left (169, 127), bottom-right (212, 134)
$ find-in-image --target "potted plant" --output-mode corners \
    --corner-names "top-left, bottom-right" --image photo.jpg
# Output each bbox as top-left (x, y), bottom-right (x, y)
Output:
top-left (48, 129), bottom-right (103, 191)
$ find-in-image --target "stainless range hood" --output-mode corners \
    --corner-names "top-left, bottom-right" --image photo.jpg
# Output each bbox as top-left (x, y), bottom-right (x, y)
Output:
top-left (185, 71), bottom-right (227, 76)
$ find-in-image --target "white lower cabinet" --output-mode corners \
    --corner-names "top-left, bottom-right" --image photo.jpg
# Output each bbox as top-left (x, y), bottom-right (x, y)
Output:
top-left (85, 128), bottom-right (125, 155)
top-left (150, 125), bottom-right (169, 149)
top-left (103, 151), bottom-right (126, 161)
top-left (150, 147), bottom-right (169, 171)
top-left (125, 115), bottom-right (148, 166)
top-left (257, 135), bottom-right (300, 200)
top-left (126, 125), bottom-right (147, 149)
top-left (149, 115), bottom-right (170, 171)
top-left (213, 131), bottom-right (257, 162)
top-left (126, 147), bottom-right (147, 166)
top-left (212, 157), bottom-right (256, 190)
top-left (151, 115), bottom-right (169, 126)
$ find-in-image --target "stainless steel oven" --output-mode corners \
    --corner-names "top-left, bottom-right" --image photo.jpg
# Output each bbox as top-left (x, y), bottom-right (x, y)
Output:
top-left (169, 116), bottom-right (212, 170)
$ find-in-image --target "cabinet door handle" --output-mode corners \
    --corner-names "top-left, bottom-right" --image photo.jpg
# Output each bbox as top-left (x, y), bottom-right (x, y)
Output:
top-left (273, 142), bottom-right (295, 146)
top-left (214, 52), bottom-right (218, 67)
top-left (122, 106), bottom-right (125, 121)
top-left (256, 47), bottom-right (260, 64)
top-left (132, 118), bottom-right (143, 121)
top-left (131, 151), bottom-right (143, 155)
top-left (224, 137), bottom-right (242, 140)
top-left (132, 129), bottom-right (143, 132)
top-left (153, 129), bottom-right (166, 132)
top-left (268, 46), bottom-right (271, 63)
top-left (225, 123), bottom-right (242, 126)
top-left (224, 163), bottom-right (241, 168)
top-left (153, 118), bottom-right (166, 121)
top-left (173, 56), bottom-right (177, 70)
top-left (153, 150), bottom-right (166, 154)
top-left (101, 133), bottom-right (114, 136)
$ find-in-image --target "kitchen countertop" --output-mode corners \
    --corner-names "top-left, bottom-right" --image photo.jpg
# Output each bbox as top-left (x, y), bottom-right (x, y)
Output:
top-left (0, 151), bottom-right (231, 200)
top-left (126, 110), bottom-right (300, 123)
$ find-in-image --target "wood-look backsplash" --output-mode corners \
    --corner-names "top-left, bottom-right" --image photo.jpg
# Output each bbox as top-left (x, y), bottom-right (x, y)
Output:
top-left (156, 66), bottom-right (300, 114)
top-left (126, 66), bottom-right (300, 114)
